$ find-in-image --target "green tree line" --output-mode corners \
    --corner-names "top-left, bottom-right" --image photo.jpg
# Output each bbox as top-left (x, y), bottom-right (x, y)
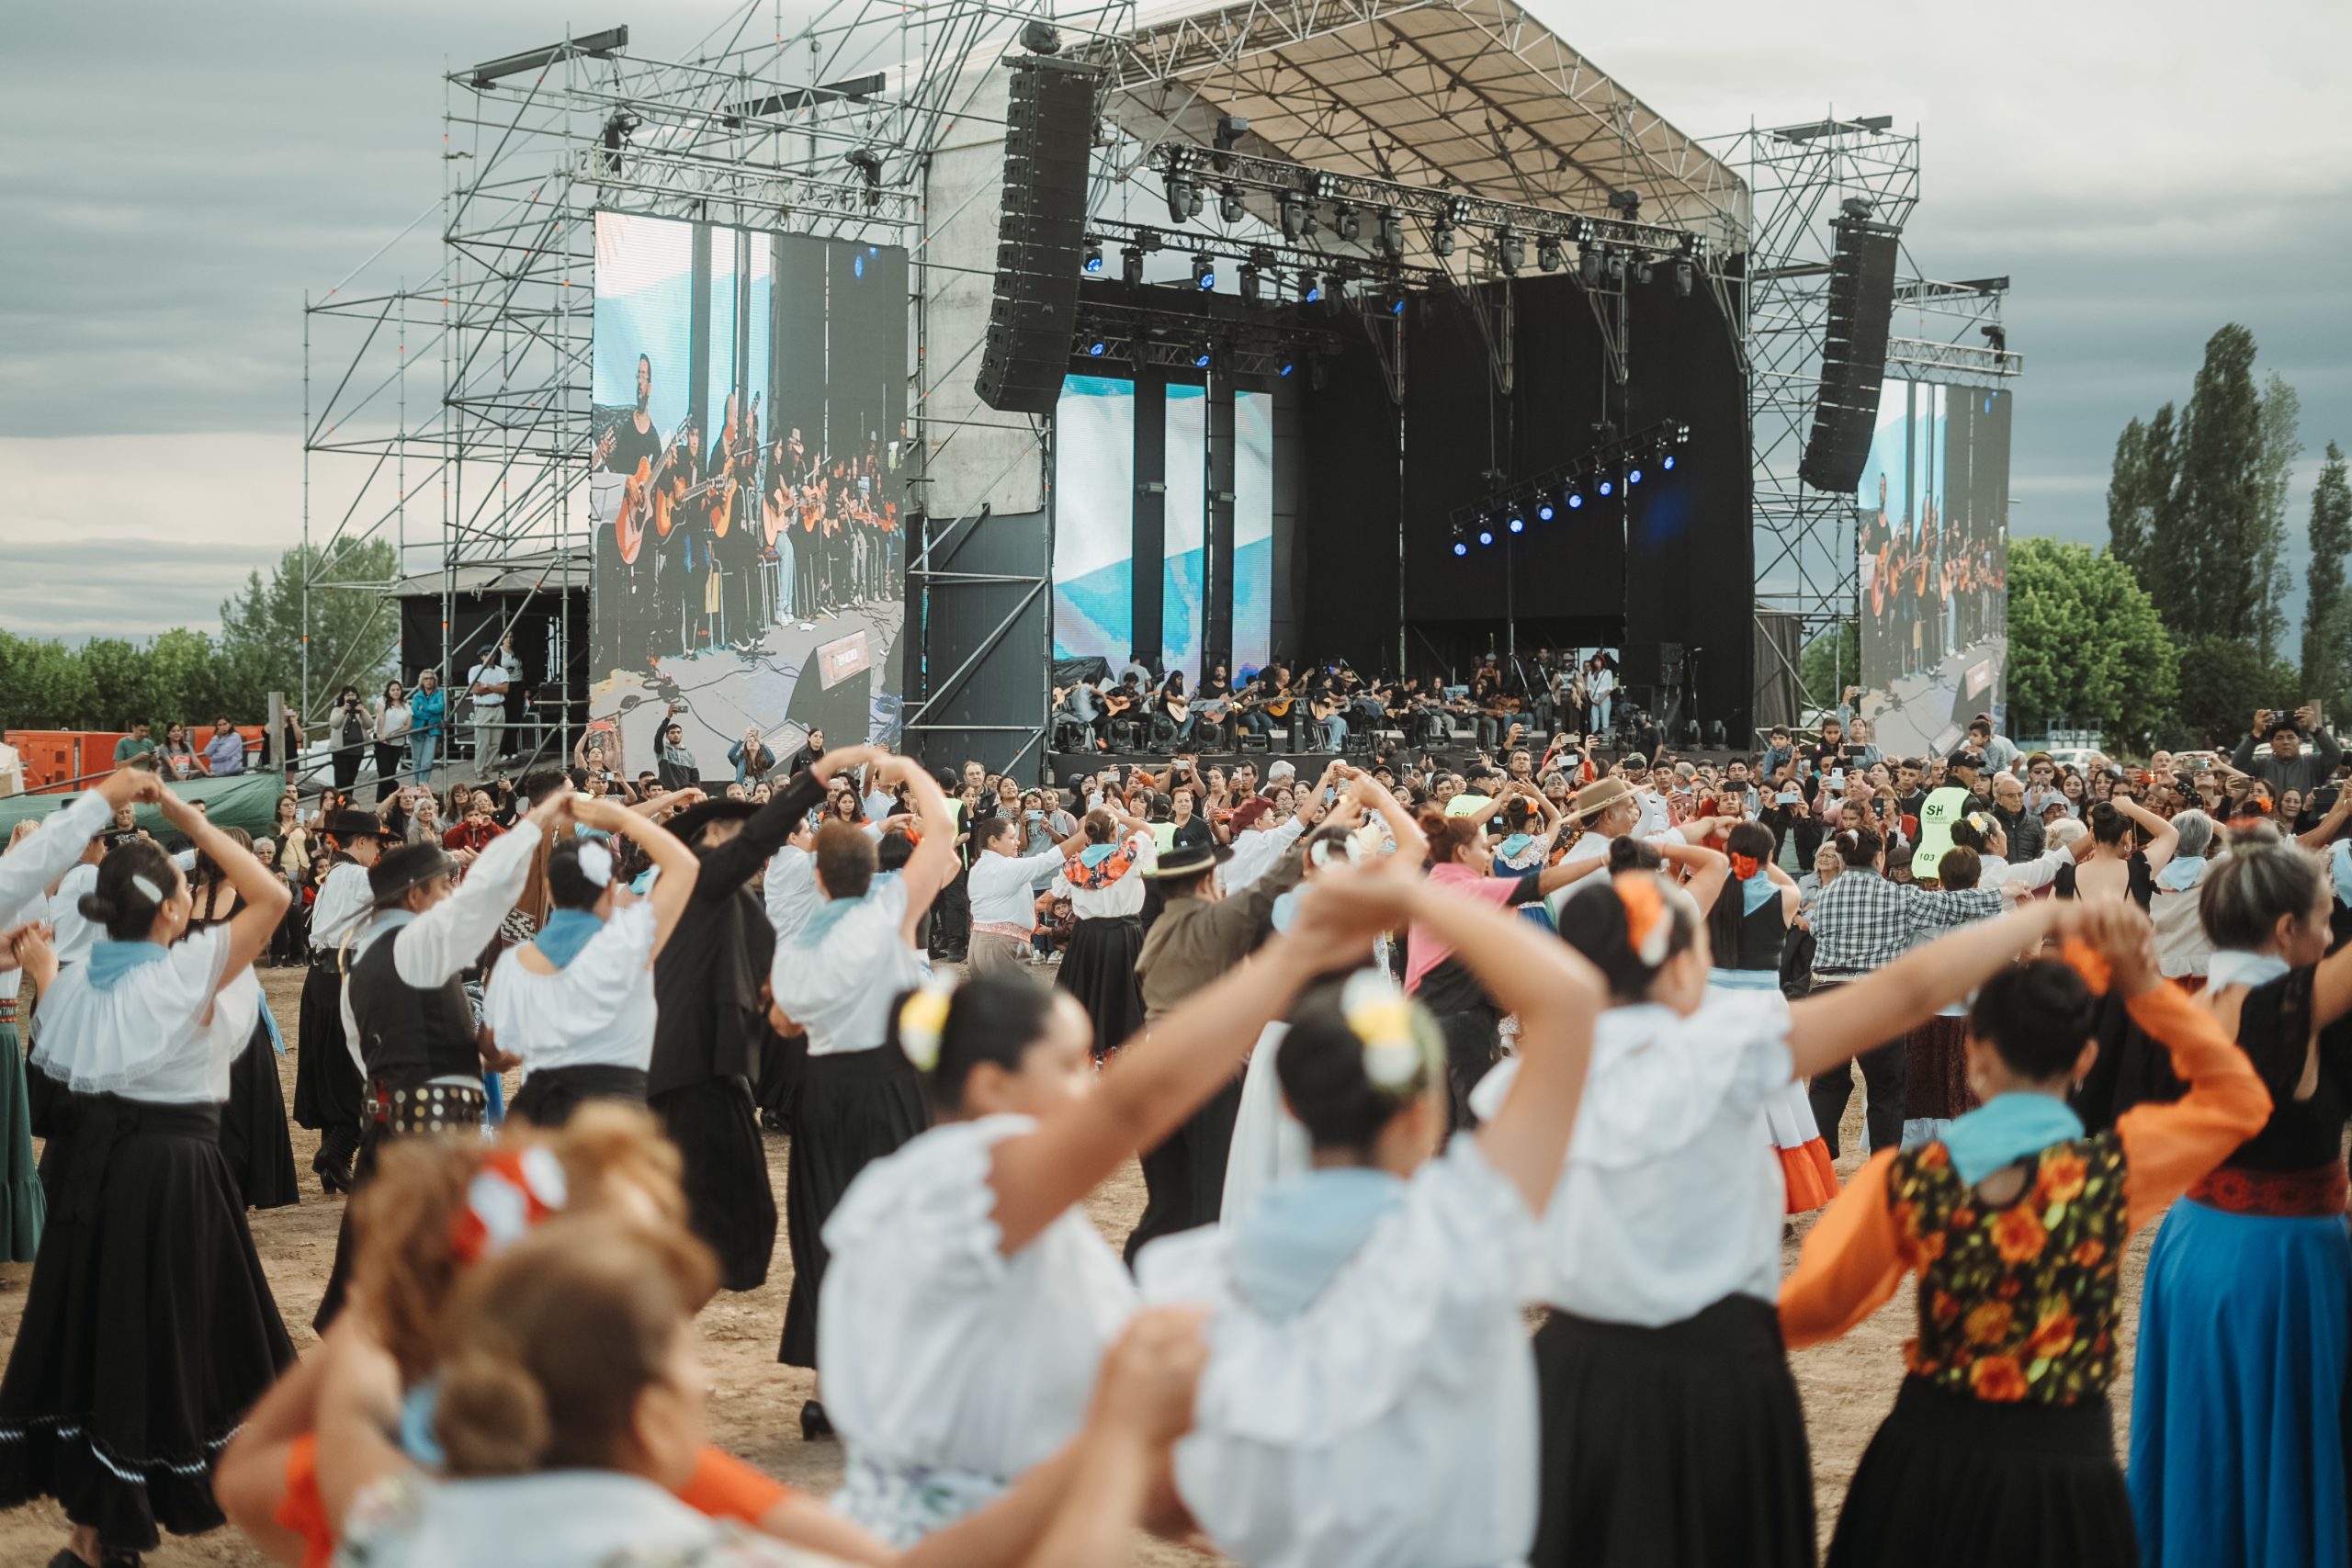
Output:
top-left (0, 540), bottom-right (396, 735)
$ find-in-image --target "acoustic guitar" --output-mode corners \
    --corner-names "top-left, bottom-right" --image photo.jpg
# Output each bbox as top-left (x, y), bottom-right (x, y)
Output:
top-left (602, 415), bottom-right (688, 566)
top-left (707, 394), bottom-right (762, 540)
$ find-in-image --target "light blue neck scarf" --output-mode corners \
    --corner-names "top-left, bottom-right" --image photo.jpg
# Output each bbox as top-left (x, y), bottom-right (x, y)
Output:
top-left (2156, 854), bottom-right (2206, 894)
top-left (533, 908), bottom-right (605, 969)
top-left (2209, 949), bottom-right (2292, 991)
top-left (1739, 867), bottom-right (1780, 917)
top-left (86, 939), bottom-right (169, 992)
top-left (1227, 1167), bottom-right (1407, 1323)
top-left (794, 886), bottom-right (874, 948)
top-left (1079, 842), bottom-right (1121, 869)
top-left (1941, 1092), bottom-right (2086, 1187)
top-left (2333, 840), bottom-right (2352, 908)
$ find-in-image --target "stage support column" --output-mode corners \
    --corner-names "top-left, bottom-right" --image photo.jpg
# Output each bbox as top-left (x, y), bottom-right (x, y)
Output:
top-left (1204, 372), bottom-right (1236, 670)
top-left (1133, 379), bottom-right (1166, 666)
top-left (687, 223), bottom-right (713, 447)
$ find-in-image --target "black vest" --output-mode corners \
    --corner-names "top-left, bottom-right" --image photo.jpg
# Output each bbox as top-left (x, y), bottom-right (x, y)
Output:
top-left (346, 927), bottom-right (480, 1087)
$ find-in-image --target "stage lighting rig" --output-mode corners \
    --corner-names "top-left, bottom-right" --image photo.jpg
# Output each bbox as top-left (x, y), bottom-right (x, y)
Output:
top-left (1193, 343), bottom-right (1213, 369)
top-left (1507, 506), bottom-right (1526, 535)
top-left (1302, 272), bottom-right (1324, 304)
top-left (1019, 17), bottom-right (1063, 53)
top-left (1165, 172), bottom-right (1199, 225)
top-left (1220, 185), bottom-right (1246, 223)
top-left (1609, 188), bottom-right (1642, 220)
top-left (1238, 263), bottom-right (1262, 305)
top-left (844, 149), bottom-right (884, 209)
top-left (1082, 239), bottom-right (1102, 275)
top-left (1279, 191), bottom-right (1316, 242)
top-left (1537, 235), bottom-right (1563, 272)
top-left (1333, 203), bottom-right (1363, 242)
top-left (1497, 228), bottom-right (1523, 276)
top-left (1376, 208), bottom-right (1405, 261)
top-left (1477, 524), bottom-right (1497, 547)
top-left (1566, 488), bottom-right (1585, 511)
top-left (1672, 257), bottom-right (1694, 297)
top-left (1121, 245), bottom-right (1145, 286)
top-left (1578, 246), bottom-right (1604, 288)
top-left (1193, 254), bottom-right (1217, 290)
top-left (1536, 498), bottom-right (1556, 523)
top-left (1084, 335), bottom-right (1107, 357)
top-left (1432, 221), bottom-right (1456, 259)
top-left (1215, 114), bottom-right (1250, 154)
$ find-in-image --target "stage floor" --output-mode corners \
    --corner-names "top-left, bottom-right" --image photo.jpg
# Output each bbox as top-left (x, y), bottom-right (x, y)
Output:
top-left (1861, 632), bottom-right (2007, 758)
top-left (592, 598), bottom-right (903, 778)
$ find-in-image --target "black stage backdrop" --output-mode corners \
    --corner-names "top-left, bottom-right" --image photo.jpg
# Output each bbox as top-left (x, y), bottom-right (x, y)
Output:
top-left (1295, 271), bottom-right (1751, 736)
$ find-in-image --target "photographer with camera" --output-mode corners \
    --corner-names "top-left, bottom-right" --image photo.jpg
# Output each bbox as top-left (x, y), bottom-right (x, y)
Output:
top-left (2231, 703), bottom-right (2341, 797)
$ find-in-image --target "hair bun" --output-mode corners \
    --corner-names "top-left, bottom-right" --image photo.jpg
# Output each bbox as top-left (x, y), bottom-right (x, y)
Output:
top-left (434, 1349), bottom-right (551, 1476)
top-left (76, 893), bottom-right (119, 924)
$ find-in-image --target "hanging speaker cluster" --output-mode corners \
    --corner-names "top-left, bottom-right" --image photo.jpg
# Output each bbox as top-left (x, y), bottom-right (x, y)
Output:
top-left (974, 56), bottom-right (1104, 414)
top-left (1797, 211), bottom-right (1901, 493)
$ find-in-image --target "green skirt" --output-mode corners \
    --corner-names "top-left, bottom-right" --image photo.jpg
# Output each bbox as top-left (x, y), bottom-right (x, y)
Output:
top-left (0, 1014), bottom-right (47, 1262)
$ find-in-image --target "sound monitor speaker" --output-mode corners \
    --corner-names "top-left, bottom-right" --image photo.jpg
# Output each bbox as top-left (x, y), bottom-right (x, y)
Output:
top-left (1798, 217), bottom-right (1901, 494)
top-left (1621, 642), bottom-right (1686, 688)
top-left (974, 56), bottom-right (1102, 415)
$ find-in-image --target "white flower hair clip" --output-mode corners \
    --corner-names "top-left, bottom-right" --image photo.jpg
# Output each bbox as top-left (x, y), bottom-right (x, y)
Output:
top-left (577, 840), bottom-right (614, 888)
top-left (1341, 969), bottom-right (1431, 1095)
top-left (130, 873), bottom-right (166, 904)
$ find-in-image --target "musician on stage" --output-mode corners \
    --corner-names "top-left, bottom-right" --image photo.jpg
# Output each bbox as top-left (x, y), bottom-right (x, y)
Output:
top-left (1154, 671), bottom-right (1199, 750)
top-left (1193, 662), bottom-right (1236, 750)
top-left (598, 355), bottom-right (666, 674)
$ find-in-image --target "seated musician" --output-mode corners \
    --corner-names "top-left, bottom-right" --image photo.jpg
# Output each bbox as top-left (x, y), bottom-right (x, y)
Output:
top-left (1156, 670), bottom-right (1199, 750)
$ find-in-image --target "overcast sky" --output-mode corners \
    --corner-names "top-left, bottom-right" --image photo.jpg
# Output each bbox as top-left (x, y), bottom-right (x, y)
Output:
top-left (5, 0), bottom-right (2347, 641)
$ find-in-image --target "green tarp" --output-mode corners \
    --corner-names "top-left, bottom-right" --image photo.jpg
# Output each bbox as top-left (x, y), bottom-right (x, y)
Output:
top-left (0, 772), bottom-right (285, 848)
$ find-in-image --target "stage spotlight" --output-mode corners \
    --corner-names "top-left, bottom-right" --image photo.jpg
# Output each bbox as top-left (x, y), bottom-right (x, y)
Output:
top-left (1280, 192), bottom-right (1314, 241)
top-left (1238, 264), bottom-right (1262, 305)
top-left (1121, 246), bottom-right (1145, 286)
top-left (1508, 513), bottom-right (1525, 535)
top-left (1453, 541), bottom-right (1469, 558)
top-left (1278, 358), bottom-right (1295, 378)
top-left (1605, 252), bottom-right (1627, 285)
top-left (1599, 478), bottom-right (1614, 497)
top-left (1193, 255), bottom-right (1216, 290)
top-left (1578, 246), bottom-right (1604, 288)
top-left (1566, 491), bottom-right (1585, 511)
top-left (1537, 235), bottom-right (1563, 272)
top-left (1220, 185), bottom-right (1246, 223)
top-left (1672, 257), bottom-right (1694, 298)
top-left (1019, 18), bottom-right (1063, 52)
top-left (1497, 228), bottom-right (1524, 276)
top-left (1537, 500), bottom-right (1555, 522)
top-left (1193, 343), bottom-right (1213, 369)
top-left (1085, 338), bottom-right (1106, 357)
top-left (1386, 289), bottom-right (1407, 317)
top-left (1477, 526), bottom-right (1496, 547)
top-left (1661, 454), bottom-right (1677, 471)
top-left (1433, 222), bottom-right (1456, 259)
top-left (1333, 203), bottom-right (1362, 242)
top-left (1303, 273), bottom-right (1324, 304)
top-left (1376, 208), bottom-right (1405, 260)
top-left (1629, 467), bottom-right (1644, 486)
top-left (1082, 240), bottom-right (1102, 275)
top-left (1164, 174), bottom-right (1193, 225)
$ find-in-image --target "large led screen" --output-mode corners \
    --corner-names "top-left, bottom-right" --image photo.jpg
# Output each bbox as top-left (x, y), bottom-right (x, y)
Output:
top-left (1051, 375), bottom-right (1137, 666)
top-left (589, 213), bottom-right (907, 767)
top-left (1856, 380), bottom-right (2010, 756)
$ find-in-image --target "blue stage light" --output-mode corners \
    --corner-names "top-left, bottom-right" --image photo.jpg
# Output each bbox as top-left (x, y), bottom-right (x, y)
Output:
top-left (1477, 529), bottom-right (1495, 547)
top-left (1509, 515), bottom-right (1525, 534)
top-left (1193, 351), bottom-right (1211, 368)
top-left (1599, 479), bottom-right (1614, 497)
top-left (1662, 454), bottom-right (1676, 471)
top-left (1279, 360), bottom-right (1295, 377)
top-left (1453, 541), bottom-right (1468, 557)
top-left (1086, 340), bottom-right (1105, 357)
top-left (1537, 502), bottom-right (1555, 522)
top-left (1629, 467), bottom-right (1644, 486)
top-left (1567, 492), bottom-right (1584, 511)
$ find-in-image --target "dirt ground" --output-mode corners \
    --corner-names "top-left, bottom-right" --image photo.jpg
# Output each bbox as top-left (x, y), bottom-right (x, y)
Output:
top-left (0, 968), bottom-right (2154, 1564)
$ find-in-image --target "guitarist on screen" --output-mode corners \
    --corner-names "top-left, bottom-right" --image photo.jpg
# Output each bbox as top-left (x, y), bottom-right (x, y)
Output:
top-left (599, 354), bottom-right (666, 673)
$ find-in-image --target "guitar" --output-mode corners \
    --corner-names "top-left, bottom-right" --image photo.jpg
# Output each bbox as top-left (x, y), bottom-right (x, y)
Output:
top-left (1306, 693), bottom-right (1344, 724)
top-left (707, 394), bottom-right (762, 540)
top-left (1259, 691), bottom-right (1296, 719)
top-left (1164, 695), bottom-right (1190, 723)
top-left (602, 415), bottom-right (689, 565)
top-left (1101, 690), bottom-right (1137, 717)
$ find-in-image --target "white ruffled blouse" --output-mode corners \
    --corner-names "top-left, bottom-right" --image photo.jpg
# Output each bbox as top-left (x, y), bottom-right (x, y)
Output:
top-left (30, 926), bottom-right (253, 1103)
top-left (769, 878), bottom-right (922, 1056)
top-left (1136, 1136), bottom-right (1539, 1568)
top-left (819, 1114), bottom-right (1138, 1540)
top-left (1471, 987), bottom-right (1795, 1325)
top-left (485, 902), bottom-right (660, 1075)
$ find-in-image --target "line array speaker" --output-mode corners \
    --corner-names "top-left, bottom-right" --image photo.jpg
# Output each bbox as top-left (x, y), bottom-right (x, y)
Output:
top-left (1797, 217), bottom-right (1901, 493)
top-left (974, 56), bottom-right (1102, 415)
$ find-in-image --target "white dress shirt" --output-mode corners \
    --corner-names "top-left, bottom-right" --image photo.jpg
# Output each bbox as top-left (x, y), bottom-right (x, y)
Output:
top-left (0, 789), bottom-right (107, 930)
top-left (822, 1114), bottom-right (1139, 1543)
top-left (311, 861), bottom-right (377, 954)
top-left (338, 826), bottom-right (540, 1080)
top-left (967, 845), bottom-right (1066, 930)
top-left (1221, 816), bottom-right (1306, 895)
top-left (487, 902), bottom-right (660, 1076)
top-left (1138, 1136), bottom-right (1540, 1568)
top-left (763, 845), bottom-right (820, 942)
top-left (1471, 988), bottom-right (1796, 1326)
top-left (770, 878), bottom-right (922, 1056)
top-left (48, 862), bottom-right (100, 966)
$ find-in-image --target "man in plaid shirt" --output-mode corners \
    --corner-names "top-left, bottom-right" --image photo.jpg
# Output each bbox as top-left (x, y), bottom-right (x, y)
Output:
top-left (1804, 828), bottom-right (2007, 1156)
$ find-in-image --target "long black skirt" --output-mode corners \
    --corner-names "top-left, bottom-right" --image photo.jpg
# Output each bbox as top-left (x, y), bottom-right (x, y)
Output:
top-left (754, 1025), bottom-right (808, 1128)
top-left (1056, 916), bottom-right (1146, 1056)
top-left (290, 955), bottom-right (361, 1132)
top-left (27, 1059), bottom-right (84, 1212)
top-left (776, 1047), bottom-right (926, 1369)
top-left (219, 1021), bottom-right (300, 1211)
top-left (0, 1099), bottom-right (294, 1552)
top-left (653, 1076), bottom-right (778, 1293)
top-left (1531, 1295), bottom-right (1815, 1568)
top-left (1123, 1071), bottom-right (1245, 1268)
top-left (509, 1064), bottom-right (649, 1128)
top-left (1828, 1375), bottom-right (2132, 1568)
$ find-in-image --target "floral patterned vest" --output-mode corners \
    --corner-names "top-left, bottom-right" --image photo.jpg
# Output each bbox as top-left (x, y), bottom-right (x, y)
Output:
top-left (1888, 1135), bottom-right (2128, 1404)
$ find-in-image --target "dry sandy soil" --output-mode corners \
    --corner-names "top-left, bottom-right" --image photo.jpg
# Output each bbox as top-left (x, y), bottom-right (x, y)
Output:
top-left (0, 967), bottom-right (2154, 1564)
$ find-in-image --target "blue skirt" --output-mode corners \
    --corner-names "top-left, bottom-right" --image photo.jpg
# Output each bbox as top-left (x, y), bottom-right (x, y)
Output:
top-left (2129, 1196), bottom-right (2352, 1568)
